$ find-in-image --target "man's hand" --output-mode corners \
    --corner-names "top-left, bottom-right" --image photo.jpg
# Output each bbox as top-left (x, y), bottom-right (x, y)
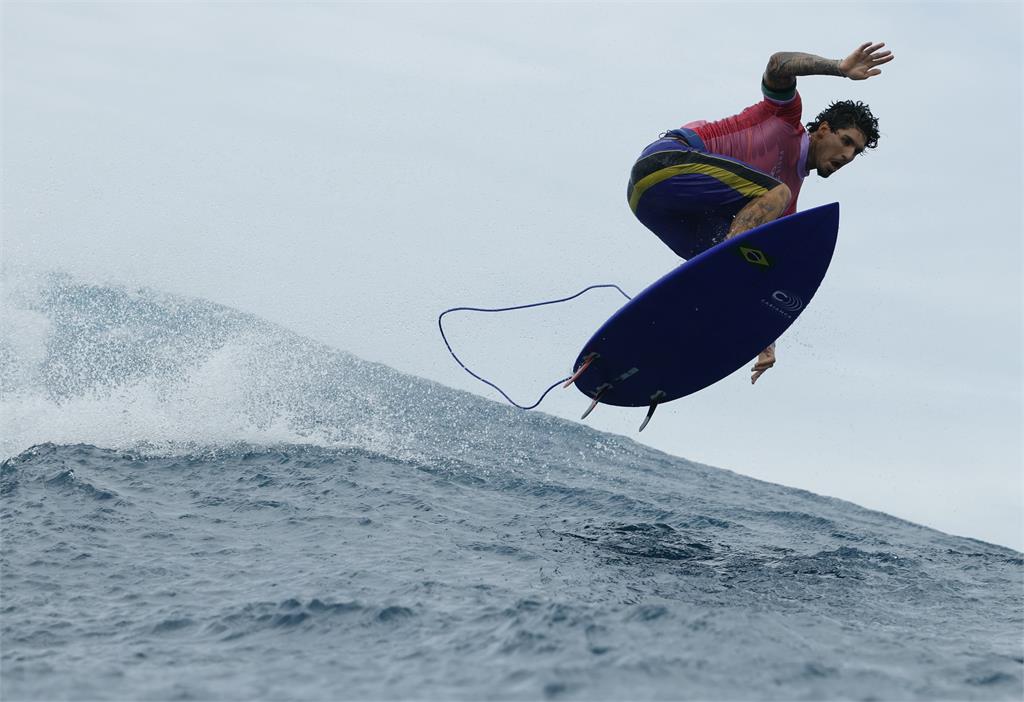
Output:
top-left (839, 42), bottom-right (894, 80)
top-left (751, 343), bottom-right (776, 385)
top-left (763, 43), bottom-right (893, 90)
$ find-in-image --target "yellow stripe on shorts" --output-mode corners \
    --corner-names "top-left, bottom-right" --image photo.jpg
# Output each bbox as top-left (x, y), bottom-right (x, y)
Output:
top-left (628, 163), bottom-right (772, 213)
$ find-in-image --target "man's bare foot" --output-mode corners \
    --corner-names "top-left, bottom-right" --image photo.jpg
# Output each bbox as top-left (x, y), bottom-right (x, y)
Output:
top-left (751, 343), bottom-right (776, 384)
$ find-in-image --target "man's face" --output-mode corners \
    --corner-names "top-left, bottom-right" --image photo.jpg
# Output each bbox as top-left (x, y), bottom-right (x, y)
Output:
top-left (814, 122), bottom-right (868, 178)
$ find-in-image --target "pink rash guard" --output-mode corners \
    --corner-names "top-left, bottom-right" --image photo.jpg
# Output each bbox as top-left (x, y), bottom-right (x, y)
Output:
top-left (683, 86), bottom-right (810, 216)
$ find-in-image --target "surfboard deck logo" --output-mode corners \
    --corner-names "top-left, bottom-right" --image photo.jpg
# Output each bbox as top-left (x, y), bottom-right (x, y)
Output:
top-left (739, 246), bottom-right (772, 267)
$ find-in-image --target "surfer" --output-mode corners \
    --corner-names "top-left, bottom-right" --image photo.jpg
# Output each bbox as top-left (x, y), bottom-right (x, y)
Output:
top-left (628, 42), bottom-right (893, 384)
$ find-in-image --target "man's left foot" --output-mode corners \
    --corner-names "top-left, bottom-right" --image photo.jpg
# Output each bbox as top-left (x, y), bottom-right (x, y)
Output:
top-left (751, 343), bottom-right (776, 385)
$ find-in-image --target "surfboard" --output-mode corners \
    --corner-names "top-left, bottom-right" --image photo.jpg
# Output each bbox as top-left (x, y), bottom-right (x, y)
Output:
top-left (568, 202), bottom-right (840, 425)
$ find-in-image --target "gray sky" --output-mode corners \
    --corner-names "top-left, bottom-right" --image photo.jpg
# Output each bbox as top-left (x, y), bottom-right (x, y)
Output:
top-left (2, 1), bottom-right (1021, 549)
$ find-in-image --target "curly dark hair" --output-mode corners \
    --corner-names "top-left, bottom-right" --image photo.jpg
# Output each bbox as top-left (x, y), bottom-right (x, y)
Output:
top-left (806, 100), bottom-right (880, 150)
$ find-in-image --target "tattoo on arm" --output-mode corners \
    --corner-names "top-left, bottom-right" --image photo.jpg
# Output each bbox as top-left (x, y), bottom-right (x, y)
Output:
top-left (727, 196), bottom-right (778, 239)
top-left (763, 52), bottom-right (844, 90)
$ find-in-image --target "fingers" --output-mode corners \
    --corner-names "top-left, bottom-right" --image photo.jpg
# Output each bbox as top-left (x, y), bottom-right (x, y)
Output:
top-left (750, 344), bottom-right (776, 385)
top-left (861, 42), bottom-right (893, 61)
top-left (749, 359), bottom-right (774, 385)
top-left (854, 42), bottom-right (891, 58)
top-left (864, 54), bottom-right (893, 79)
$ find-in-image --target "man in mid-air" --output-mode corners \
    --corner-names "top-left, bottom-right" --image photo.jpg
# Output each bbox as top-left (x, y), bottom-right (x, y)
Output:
top-left (628, 42), bottom-right (894, 384)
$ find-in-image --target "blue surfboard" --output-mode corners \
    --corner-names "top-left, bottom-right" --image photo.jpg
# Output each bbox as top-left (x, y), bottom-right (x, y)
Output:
top-left (570, 202), bottom-right (840, 413)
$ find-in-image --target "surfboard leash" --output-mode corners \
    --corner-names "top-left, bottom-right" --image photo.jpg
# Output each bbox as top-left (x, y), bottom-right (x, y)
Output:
top-left (437, 283), bottom-right (631, 411)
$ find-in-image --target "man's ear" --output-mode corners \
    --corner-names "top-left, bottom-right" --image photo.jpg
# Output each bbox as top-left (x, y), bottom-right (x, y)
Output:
top-left (818, 121), bottom-right (832, 134)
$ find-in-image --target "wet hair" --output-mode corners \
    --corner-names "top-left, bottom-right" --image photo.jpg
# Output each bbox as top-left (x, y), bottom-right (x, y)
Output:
top-left (806, 100), bottom-right (880, 150)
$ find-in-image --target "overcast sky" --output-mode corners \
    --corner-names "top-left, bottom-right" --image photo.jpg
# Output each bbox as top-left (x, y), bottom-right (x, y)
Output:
top-left (2, 1), bottom-right (1021, 550)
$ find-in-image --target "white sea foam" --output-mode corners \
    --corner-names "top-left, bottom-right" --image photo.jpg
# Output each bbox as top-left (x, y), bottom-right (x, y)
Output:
top-left (0, 269), bottom-right (398, 459)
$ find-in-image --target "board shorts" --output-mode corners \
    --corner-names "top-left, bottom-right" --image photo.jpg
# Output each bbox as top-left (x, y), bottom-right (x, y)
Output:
top-left (627, 128), bottom-right (783, 260)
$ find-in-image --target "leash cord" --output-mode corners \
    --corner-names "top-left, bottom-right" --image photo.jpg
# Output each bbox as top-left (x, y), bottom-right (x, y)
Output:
top-left (437, 283), bottom-right (632, 410)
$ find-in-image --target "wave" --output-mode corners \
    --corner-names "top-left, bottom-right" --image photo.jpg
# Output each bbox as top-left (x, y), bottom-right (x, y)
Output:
top-left (4, 269), bottom-right (1022, 566)
top-left (3, 270), bottom-right (1022, 702)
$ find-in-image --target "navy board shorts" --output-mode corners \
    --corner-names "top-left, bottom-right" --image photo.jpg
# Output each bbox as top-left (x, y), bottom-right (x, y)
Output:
top-left (627, 128), bottom-right (783, 260)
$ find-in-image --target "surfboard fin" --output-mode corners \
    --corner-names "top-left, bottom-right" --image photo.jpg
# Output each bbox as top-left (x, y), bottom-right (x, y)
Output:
top-left (581, 384), bottom-right (611, 419)
top-left (563, 353), bottom-right (598, 388)
top-left (638, 391), bottom-right (667, 432)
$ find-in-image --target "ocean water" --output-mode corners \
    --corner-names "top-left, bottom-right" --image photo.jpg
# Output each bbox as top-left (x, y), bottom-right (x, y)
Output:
top-left (2, 272), bottom-right (1022, 701)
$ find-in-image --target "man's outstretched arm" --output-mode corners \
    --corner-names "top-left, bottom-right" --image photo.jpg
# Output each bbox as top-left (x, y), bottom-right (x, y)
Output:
top-left (763, 42), bottom-right (894, 91)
